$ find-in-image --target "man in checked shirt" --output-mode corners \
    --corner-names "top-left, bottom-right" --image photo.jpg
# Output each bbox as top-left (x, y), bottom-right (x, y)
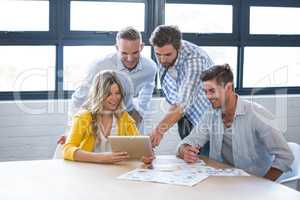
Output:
top-left (149, 25), bottom-right (214, 148)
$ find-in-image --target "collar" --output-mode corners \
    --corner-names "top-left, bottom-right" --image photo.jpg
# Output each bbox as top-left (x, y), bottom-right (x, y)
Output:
top-left (215, 95), bottom-right (246, 117)
top-left (116, 54), bottom-right (143, 72)
top-left (173, 51), bottom-right (181, 68)
top-left (173, 45), bottom-right (183, 70)
top-left (235, 95), bottom-right (246, 116)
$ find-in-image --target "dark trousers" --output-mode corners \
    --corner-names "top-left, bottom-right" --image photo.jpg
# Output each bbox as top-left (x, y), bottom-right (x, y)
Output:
top-left (177, 115), bottom-right (209, 156)
top-left (177, 115), bottom-right (193, 140)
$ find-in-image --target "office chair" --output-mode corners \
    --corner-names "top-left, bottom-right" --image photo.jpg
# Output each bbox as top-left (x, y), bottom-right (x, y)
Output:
top-left (278, 142), bottom-right (300, 191)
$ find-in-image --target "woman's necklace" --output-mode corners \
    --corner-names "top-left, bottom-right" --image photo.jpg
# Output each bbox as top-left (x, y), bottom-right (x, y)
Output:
top-left (97, 114), bottom-right (113, 138)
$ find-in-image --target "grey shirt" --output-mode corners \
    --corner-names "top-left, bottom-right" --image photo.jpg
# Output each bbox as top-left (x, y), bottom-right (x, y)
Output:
top-left (178, 96), bottom-right (294, 177)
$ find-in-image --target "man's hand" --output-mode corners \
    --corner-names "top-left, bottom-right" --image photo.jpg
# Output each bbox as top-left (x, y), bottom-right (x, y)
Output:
top-left (150, 130), bottom-right (164, 147)
top-left (57, 135), bottom-right (66, 145)
top-left (149, 105), bottom-right (184, 147)
top-left (179, 144), bottom-right (200, 163)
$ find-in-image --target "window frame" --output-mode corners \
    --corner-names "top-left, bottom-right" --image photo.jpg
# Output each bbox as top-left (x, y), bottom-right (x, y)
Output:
top-left (64, 0), bottom-right (150, 44)
top-left (0, 0), bottom-right (56, 41)
top-left (0, 0), bottom-right (300, 101)
top-left (240, 0), bottom-right (300, 94)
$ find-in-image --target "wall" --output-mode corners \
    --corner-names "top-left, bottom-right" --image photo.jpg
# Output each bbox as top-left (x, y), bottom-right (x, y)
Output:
top-left (0, 95), bottom-right (299, 161)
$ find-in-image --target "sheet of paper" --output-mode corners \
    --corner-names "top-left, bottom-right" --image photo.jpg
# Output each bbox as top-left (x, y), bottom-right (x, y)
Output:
top-left (118, 156), bottom-right (249, 186)
top-left (152, 155), bottom-right (206, 171)
top-left (152, 156), bottom-right (249, 176)
top-left (189, 165), bottom-right (250, 176)
top-left (118, 168), bottom-right (209, 187)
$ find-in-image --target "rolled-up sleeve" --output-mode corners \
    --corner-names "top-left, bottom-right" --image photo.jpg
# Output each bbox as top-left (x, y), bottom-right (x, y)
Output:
top-left (176, 113), bottom-right (210, 154)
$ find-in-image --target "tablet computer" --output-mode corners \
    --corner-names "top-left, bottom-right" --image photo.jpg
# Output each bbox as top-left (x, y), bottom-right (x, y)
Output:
top-left (108, 136), bottom-right (153, 159)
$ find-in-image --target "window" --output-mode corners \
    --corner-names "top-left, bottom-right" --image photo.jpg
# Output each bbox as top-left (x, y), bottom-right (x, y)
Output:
top-left (250, 6), bottom-right (300, 35)
top-left (0, 0), bottom-right (49, 31)
top-left (243, 47), bottom-right (300, 88)
top-left (165, 4), bottom-right (232, 33)
top-left (70, 1), bottom-right (145, 31)
top-left (0, 46), bottom-right (55, 91)
top-left (63, 46), bottom-right (151, 90)
top-left (1, 1), bottom-right (300, 100)
top-left (202, 46), bottom-right (237, 84)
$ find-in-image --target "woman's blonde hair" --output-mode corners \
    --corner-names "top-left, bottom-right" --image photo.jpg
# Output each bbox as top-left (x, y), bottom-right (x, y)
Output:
top-left (82, 70), bottom-right (125, 136)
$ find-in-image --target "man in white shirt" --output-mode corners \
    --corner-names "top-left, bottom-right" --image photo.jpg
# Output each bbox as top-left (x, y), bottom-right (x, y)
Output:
top-left (177, 64), bottom-right (294, 181)
top-left (57, 27), bottom-right (157, 144)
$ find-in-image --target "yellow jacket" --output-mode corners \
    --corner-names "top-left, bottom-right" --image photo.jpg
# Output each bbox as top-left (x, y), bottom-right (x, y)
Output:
top-left (63, 110), bottom-right (139, 160)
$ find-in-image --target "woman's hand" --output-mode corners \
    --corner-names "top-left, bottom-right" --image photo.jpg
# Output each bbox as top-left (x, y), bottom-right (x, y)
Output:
top-left (99, 152), bottom-right (129, 164)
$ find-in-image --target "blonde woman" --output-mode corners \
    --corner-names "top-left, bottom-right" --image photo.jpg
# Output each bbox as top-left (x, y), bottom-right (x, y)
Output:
top-left (63, 70), bottom-right (148, 164)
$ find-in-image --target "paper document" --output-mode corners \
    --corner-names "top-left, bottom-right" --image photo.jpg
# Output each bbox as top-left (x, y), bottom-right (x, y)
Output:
top-left (152, 155), bottom-right (206, 171)
top-left (118, 168), bottom-right (209, 187)
top-left (190, 165), bottom-right (250, 176)
top-left (118, 155), bottom-right (249, 186)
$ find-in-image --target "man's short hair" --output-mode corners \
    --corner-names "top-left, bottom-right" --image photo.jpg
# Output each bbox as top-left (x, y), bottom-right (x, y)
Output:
top-left (200, 64), bottom-right (234, 86)
top-left (149, 25), bottom-right (182, 50)
top-left (116, 26), bottom-right (142, 42)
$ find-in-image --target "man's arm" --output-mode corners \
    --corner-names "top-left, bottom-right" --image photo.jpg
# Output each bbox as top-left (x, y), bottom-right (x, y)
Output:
top-left (131, 70), bottom-right (156, 127)
top-left (136, 62), bottom-right (157, 117)
top-left (254, 104), bottom-right (294, 181)
top-left (136, 77), bottom-right (156, 117)
top-left (176, 120), bottom-right (210, 163)
top-left (150, 104), bottom-right (184, 146)
top-left (150, 57), bottom-right (210, 146)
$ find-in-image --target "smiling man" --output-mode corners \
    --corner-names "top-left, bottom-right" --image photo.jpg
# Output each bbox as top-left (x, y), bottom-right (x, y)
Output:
top-left (177, 64), bottom-right (294, 181)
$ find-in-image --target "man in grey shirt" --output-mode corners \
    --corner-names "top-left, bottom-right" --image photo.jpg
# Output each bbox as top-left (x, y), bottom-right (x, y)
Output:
top-left (57, 27), bottom-right (157, 144)
top-left (177, 64), bottom-right (294, 181)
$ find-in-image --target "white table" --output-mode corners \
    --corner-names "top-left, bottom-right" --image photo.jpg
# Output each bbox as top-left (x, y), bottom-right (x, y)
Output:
top-left (0, 156), bottom-right (299, 200)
